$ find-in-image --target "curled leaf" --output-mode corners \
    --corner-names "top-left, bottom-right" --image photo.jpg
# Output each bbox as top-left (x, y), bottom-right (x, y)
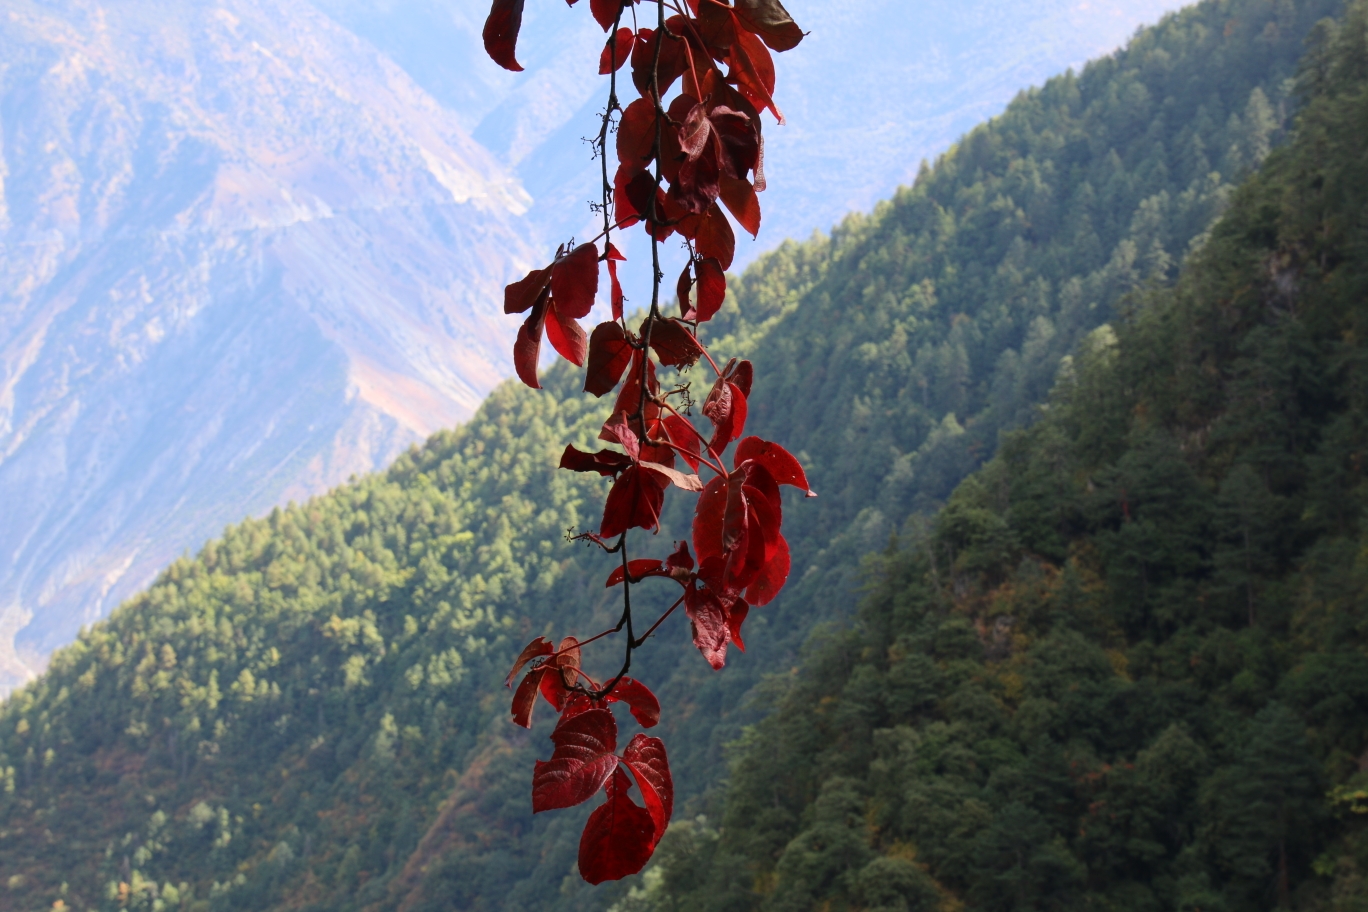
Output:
top-left (585, 322), bottom-right (634, 397)
top-left (482, 0), bottom-right (527, 71)
top-left (506, 636), bottom-right (555, 686)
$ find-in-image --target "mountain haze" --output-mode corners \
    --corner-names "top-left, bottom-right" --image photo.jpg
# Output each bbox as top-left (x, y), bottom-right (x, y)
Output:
top-left (0, 0), bottom-right (535, 688)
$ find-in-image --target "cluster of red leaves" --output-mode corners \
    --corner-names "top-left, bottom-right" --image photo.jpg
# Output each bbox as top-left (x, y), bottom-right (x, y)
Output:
top-left (484, 0), bottom-right (806, 885)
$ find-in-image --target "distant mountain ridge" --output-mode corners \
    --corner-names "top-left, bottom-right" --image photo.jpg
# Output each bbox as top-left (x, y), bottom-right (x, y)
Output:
top-left (0, 0), bottom-right (535, 687)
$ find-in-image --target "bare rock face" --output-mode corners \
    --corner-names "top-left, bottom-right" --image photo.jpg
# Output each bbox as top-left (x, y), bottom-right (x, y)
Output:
top-left (0, 0), bottom-right (535, 689)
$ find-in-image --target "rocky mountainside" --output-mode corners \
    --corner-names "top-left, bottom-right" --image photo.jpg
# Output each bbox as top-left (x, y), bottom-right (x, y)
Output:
top-left (0, 0), bottom-right (535, 688)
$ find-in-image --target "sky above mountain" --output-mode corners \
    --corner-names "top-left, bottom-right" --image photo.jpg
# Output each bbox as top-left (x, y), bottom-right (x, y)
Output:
top-left (316, 0), bottom-right (1189, 267)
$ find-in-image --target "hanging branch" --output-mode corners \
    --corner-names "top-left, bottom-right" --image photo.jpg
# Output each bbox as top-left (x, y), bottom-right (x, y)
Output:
top-left (483, 0), bottom-right (810, 884)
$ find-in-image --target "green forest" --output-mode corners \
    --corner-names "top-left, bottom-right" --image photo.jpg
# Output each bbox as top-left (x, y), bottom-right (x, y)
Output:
top-left (0, 0), bottom-right (1361, 909)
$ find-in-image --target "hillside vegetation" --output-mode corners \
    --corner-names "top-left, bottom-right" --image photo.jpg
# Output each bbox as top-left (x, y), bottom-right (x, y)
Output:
top-left (0, 0), bottom-right (1343, 910)
top-left (627, 5), bottom-right (1368, 910)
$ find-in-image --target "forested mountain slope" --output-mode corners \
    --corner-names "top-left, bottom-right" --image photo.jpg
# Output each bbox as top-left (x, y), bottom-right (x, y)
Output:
top-left (633, 6), bottom-right (1368, 910)
top-left (0, 0), bottom-right (1341, 910)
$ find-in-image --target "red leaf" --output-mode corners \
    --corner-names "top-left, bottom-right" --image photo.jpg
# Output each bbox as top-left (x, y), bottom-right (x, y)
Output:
top-left (734, 0), bottom-right (804, 51)
top-left (545, 302), bottom-right (588, 366)
top-left (710, 107), bottom-right (759, 180)
top-left (663, 413), bottom-right (701, 472)
top-left (606, 242), bottom-right (626, 320)
top-left (729, 23), bottom-right (783, 123)
top-left (601, 466), bottom-right (667, 538)
top-left (632, 27), bottom-right (687, 99)
top-left (506, 636), bottom-right (555, 686)
top-left (616, 98), bottom-right (656, 172)
top-left (722, 467), bottom-right (749, 554)
top-left (676, 262), bottom-right (694, 319)
top-left (745, 533), bottom-right (789, 606)
top-left (614, 164), bottom-right (643, 228)
top-left (560, 444), bottom-right (633, 476)
top-left (579, 767), bottom-right (657, 884)
top-left (704, 378), bottom-right (747, 450)
top-left (726, 598), bottom-right (751, 650)
top-left (514, 296), bottom-right (549, 389)
top-left (601, 412), bottom-right (641, 461)
top-left (734, 437), bottom-right (813, 494)
top-left (720, 175), bottom-right (761, 237)
top-left (622, 733), bottom-right (673, 835)
top-left (667, 540), bottom-right (695, 574)
top-left (590, 0), bottom-right (626, 30)
top-left (585, 322), bottom-right (634, 397)
top-left (645, 317), bottom-right (703, 368)
top-left (552, 243), bottom-right (599, 320)
top-left (728, 359), bottom-right (754, 396)
top-left (511, 668), bottom-right (545, 728)
top-left (505, 265), bottom-right (553, 314)
top-left (599, 26), bottom-right (634, 72)
top-left (482, 0), bottom-right (527, 71)
top-left (694, 257), bottom-right (726, 322)
top-left (684, 584), bottom-right (729, 669)
top-left (695, 202), bottom-right (736, 269)
top-left (692, 476), bottom-right (727, 564)
top-left (552, 636), bottom-right (583, 689)
top-left (609, 678), bottom-right (662, 728)
top-left (533, 708), bottom-right (619, 813)
top-left (603, 350), bottom-right (659, 440)
top-left (604, 560), bottom-right (665, 587)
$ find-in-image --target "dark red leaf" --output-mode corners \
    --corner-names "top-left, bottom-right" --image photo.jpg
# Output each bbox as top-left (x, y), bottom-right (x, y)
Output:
top-left (720, 175), bottom-right (761, 237)
top-left (667, 540), bottom-right (695, 574)
top-left (617, 98), bottom-right (656, 172)
top-left (644, 317), bottom-right (703, 368)
top-left (676, 262), bottom-right (694, 319)
top-left (599, 26), bottom-right (634, 72)
top-left (601, 412), bottom-right (641, 461)
top-left (606, 242), bottom-right (626, 320)
top-left (692, 477), bottom-right (727, 564)
top-left (590, 0), bottom-right (626, 31)
top-left (533, 708), bottom-right (619, 813)
top-left (729, 23), bottom-right (782, 123)
top-left (560, 444), bottom-right (633, 476)
top-left (696, 0), bottom-right (736, 53)
top-left (579, 767), bottom-right (657, 884)
top-left (602, 466), bottom-right (667, 538)
top-left (710, 107), bottom-right (759, 180)
top-left (728, 359), bottom-right (754, 396)
top-left (745, 533), bottom-right (789, 606)
top-left (704, 378), bottom-right (747, 450)
top-left (482, 0), bottom-right (527, 71)
top-left (622, 733), bottom-right (673, 835)
top-left (552, 243), bottom-right (600, 320)
top-left (632, 26), bottom-right (687, 98)
top-left (726, 598), bottom-right (751, 649)
top-left (511, 668), bottom-right (545, 728)
top-left (603, 350), bottom-right (659, 441)
top-left (513, 296), bottom-right (549, 389)
top-left (722, 467), bottom-right (749, 554)
top-left (684, 584), bottom-right (729, 669)
top-left (695, 202), bottom-right (735, 269)
top-left (663, 413), bottom-right (701, 472)
top-left (608, 678), bottom-right (662, 728)
top-left (614, 164), bottom-right (642, 228)
top-left (734, 437), bottom-right (813, 494)
top-left (694, 258), bottom-right (726, 322)
top-left (585, 322), bottom-right (634, 397)
top-left (505, 265), bottom-right (553, 314)
top-left (546, 302), bottom-right (588, 366)
top-left (506, 636), bottom-right (555, 686)
top-left (604, 560), bottom-right (665, 588)
top-left (734, 0), bottom-right (804, 51)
